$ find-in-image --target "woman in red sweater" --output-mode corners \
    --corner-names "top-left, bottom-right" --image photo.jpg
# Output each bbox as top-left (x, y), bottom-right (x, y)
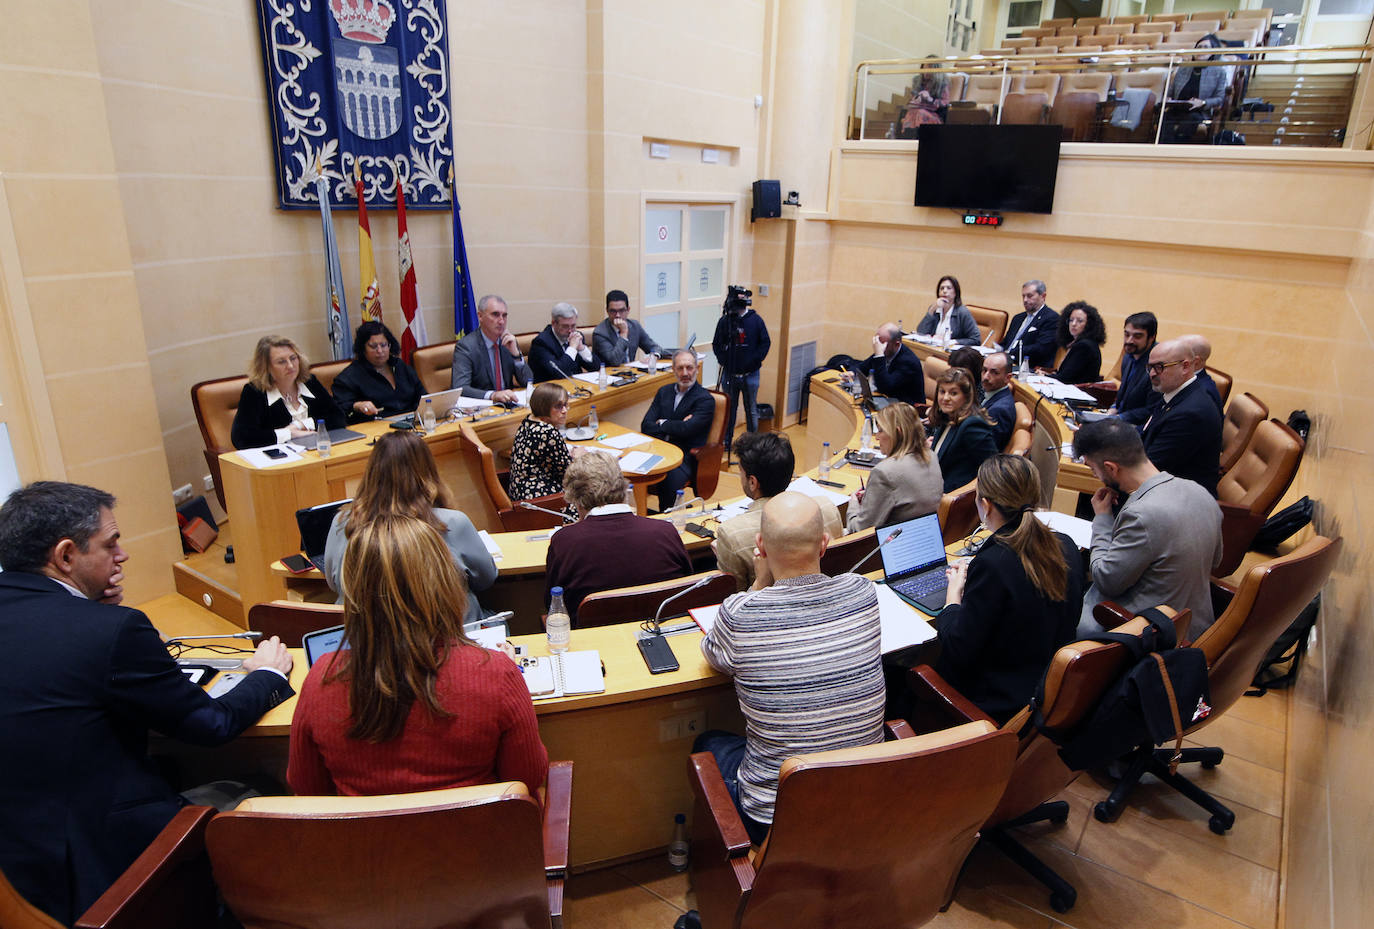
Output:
top-left (288, 514), bottom-right (547, 796)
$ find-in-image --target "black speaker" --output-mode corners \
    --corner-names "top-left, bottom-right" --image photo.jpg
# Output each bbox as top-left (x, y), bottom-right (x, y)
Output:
top-left (751, 180), bottom-right (781, 222)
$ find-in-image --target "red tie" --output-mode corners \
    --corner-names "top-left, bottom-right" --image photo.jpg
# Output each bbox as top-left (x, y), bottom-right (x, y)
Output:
top-left (491, 343), bottom-right (503, 389)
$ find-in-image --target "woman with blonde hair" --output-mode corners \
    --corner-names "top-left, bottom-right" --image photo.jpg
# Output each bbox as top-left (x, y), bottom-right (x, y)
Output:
top-left (230, 335), bottom-right (345, 449)
top-left (846, 402), bottom-right (943, 532)
top-left (936, 454), bottom-right (1083, 723)
top-left (321, 431), bottom-right (497, 627)
top-left (289, 514), bottom-right (547, 795)
top-left (927, 367), bottom-right (999, 492)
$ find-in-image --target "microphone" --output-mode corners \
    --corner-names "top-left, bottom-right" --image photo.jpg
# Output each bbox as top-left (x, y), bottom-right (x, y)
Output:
top-left (650, 574), bottom-right (718, 635)
top-left (518, 501), bottom-right (577, 523)
top-left (848, 527), bottom-right (903, 576)
top-left (164, 631), bottom-right (263, 645)
top-left (664, 495), bottom-right (704, 514)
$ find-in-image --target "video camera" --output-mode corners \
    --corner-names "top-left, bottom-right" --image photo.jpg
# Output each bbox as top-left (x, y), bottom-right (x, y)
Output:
top-left (724, 284), bottom-right (753, 315)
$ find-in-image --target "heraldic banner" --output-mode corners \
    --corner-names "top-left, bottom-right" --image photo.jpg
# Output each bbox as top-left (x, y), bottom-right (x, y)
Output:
top-left (256, 0), bottom-right (453, 211)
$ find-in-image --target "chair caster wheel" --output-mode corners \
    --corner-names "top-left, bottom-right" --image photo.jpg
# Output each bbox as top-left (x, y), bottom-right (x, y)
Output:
top-left (1050, 808), bottom-right (1070, 825)
top-left (1209, 813), bottom-right (1234, 835)
top-left (1050, 890), bottom-right (1076, 913)
top-left (1094, 800), bottom-right (1121, 824)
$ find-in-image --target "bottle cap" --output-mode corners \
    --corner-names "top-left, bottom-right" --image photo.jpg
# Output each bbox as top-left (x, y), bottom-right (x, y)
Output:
top-left (551, 586), bottom-right (563, 596)
top-left (674, 813), bottom-right (686, 824)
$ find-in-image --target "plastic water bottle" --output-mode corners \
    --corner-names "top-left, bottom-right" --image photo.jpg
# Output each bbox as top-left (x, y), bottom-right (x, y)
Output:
top-left (315, 419), bottom-right (331, 459)
top-left (667, 813), bottom-right (689, 871)
top-left (861, 415), bottom-right (874, 451)
top-left (818, 441), bottom-right (831, 478)
top-left (598, 363), bottom-right (608, 390)
top-left (421, 397), bottom-right (436, 433)
top-left (1019, 353), bottom-right (1030, 378)
top-left (647, 351), bottom-right (659, 372)
top-left (588, 404), bottom-right (598, 431)
top-left (547, 588), bottom-right (571, 654)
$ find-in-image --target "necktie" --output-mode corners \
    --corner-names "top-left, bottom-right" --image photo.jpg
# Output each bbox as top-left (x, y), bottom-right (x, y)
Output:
top-left (491, 342), bottom-right (503, 389)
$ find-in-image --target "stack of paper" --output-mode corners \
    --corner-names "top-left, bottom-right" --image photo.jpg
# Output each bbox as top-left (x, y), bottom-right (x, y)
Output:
top-left (619, 451), bottom-right (664, 473)
top-left (1034, 511), bottom-right (1093, 549)
top-left (788, 475), bottom-right (850, 506)
top-left (236, 445), bottom-right (303, 469)
top-left (600, 432), bottom-right (652, 450)
top-left (477, 530), bottom-right (503, 561)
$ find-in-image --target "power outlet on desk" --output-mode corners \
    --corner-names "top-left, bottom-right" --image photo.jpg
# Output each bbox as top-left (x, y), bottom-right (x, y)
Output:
top-left (658, 711), bottom-right (707, 743)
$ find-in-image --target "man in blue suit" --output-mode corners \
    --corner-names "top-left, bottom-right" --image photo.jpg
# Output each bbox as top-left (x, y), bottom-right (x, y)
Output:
top-left (981, 351), bottom-right (1017, 450)
top-left (1112, 311), bottom-right (1158, 425)
top-left (0, 482), bottom-right (294, 925)
top-left (642, 350), bottom-right (716, 510)
top-left (1002, 279), bottom-right (1060, 370)
top-left (529, 302), bottom-right (597, 382)
top-left (1140, 340), bottom-right (1224, 496)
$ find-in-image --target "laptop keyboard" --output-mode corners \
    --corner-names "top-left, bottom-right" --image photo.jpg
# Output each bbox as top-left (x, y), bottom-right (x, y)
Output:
top-left (893, 570), bottom-right (946, 600)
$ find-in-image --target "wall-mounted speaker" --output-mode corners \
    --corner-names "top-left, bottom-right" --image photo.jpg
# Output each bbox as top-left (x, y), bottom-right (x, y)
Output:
top-left (751, 180), bottom-right (781, 222)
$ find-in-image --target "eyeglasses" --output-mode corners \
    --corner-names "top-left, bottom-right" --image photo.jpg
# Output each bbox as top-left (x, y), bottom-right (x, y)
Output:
top-left (1146, 359), bottom-right (1186, 374)
top-left (553, 402), bottom-right (570, 410)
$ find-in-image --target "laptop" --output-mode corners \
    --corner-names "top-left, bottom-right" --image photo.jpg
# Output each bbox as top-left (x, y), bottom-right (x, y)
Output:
top-left (416, 387), bottom-right (502, 419)
top-left (854, 370), bottom-right (891, 413)
top-left (876, 512), bottom-right (950, 614)
top-left (302, 623), bottom-right (348, 668)
top-left (294, 498), bottom-right (351, 572)
top-left (287, 427), bottom-right (367, 450)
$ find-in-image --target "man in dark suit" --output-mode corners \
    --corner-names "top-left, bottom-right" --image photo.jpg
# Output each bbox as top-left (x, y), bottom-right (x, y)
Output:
top-left (450, 294), bottom-right (532, 401)
top-left (1003, 279), bottom-right (1060, 370)
top-left (1181, 333), bottom-right (1225, 413)
top-left (1140, 339), bottom-right (1224, 496)
top-left (0, 482), bottom-right (294, 925)
top-left (855, 322), bottom-right (924, 405)
top-left (529, 302), bottom-right (597, 382)
top-left (641, 349), bottom-right (715, 510)
top-left (592, 289), bottom-right (664, 367)
top-left (981, 351), bottom-right (1017, 450)
top-left (1111, 311), bottom-right (1158, 425)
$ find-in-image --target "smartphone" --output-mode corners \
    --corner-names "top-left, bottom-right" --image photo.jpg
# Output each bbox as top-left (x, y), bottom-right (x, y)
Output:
top-left (264, 448), bottom-right (288, 459)
top-left (685, 522), bottom-right (715, 539)
top-left (281, 553), bottom-right (313, 574)
top-left (637, 635), bottom-right (680, 674)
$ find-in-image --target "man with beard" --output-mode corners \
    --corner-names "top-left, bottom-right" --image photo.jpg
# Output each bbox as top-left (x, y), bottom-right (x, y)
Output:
top-left (1072, 419), bottom-right (1223, 641)
top-left (1109, 312), bottom-right (1158, 425)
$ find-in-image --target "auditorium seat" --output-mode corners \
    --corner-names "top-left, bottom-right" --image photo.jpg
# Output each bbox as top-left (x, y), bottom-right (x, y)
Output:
top-left (1191, 9), bottom-right (1235, 23)
top-left (966, 304), bottom-right (1009, 346)
top-left (687, 721), bottom-right (1015, 929)
top-left (1206, 364), bottom-right (1233, 405)
top-left (1061, 72), bottom-right (1113, 100)
top-left (1186, 19), bottom-right (1221, 34)
top-left (1127, 32), bottom-right (1162, 47)
top-left (1137, 21), bottom-right (1177, 36)
top-left (247, 600), bottom-right (343, 647)
top-left (922, 355), bottom-right (949, 405)
top-left (1042, 17), bottom-right (1073, 28)
top-left (458, 422), bottom-right (568, 532)
top-left (1020, 26), bottom-right (1055, 39)
top-left (963, 74), bottom-right (1008, 117)
top-left (1076, 16), bottom-right (1109, 27)
top-left (1151, 12), bottom-right (1189, 25)
top-left (190, 374), bottom-right (249, 510)
top-left (1004, 401), bottom-right (1034, 456)
top-left (1219, 391), bottom-right (1268, 473)
top-left (1015, 73), bottom-right (1062, 102)
top-left (1096, 23), bottom-right (1134, 39)
top-left (575, 570), bottom-right (736, 628)
top-left (309, 358), bottom-right (350, 394)
top-left (1001, 92), bottom-right (1050, 125)
top-left (1051, 91), bottom-right (1105, 141)
top-left (1094, 33), bottom-right (1121, 46)
top-left (1214, 418), bottom-right (1305, 576)
top-left (688, 390), bottom-right (729, 500)
top-left (1003, 37), bottom-right (1036, 49)
top-left (410, 339), bottom-right (456, 394)
top-left (1060, 25), bottom-right (1097, 38)
top-left (208, 764), bottom-right (573, 929)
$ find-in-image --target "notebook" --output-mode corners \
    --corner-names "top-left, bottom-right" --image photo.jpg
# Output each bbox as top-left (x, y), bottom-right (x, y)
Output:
top-left (521, 650), bottom-right (605, 699)
top-left (288, 427), bottom-right (367, 450)
top-left (877, 513), bottom-right (950, 615)
top-left (294, 499), bottom-right (351, 572)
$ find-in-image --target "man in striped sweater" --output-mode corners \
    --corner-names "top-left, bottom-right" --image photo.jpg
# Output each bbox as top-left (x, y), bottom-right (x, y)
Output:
top-left (696, 492), bottom-right (886, 844)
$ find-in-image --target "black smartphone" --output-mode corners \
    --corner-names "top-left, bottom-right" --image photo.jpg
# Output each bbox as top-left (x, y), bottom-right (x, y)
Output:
top-left (264, 448), bottom-right (288, 459)
top-left (685, 522), bottom-right (715, 539)
top-left (281, 553), bottom-right (313, 574)
top-left (637, 635), bottom-right (680, 674)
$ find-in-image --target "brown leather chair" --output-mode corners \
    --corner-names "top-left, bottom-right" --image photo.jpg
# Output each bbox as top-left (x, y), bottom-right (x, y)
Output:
top-left (819, 527), bottom-right (877, 576)
top-left (688, 390), bottom-right (729, 500)
top-left (1214, 418), bottom-right (1304, 576)
top-left (965, 304), bottom-right (1009, 346)
top-left (208, 764), bottom-right (572, 929)
top-left (1094, 536), bottom-right (1341, 834)
top-left (1004, 401), bottom-right (1034, 456)
top-left (410, 339), bottom-right (457, 394)
top-left (247, 600), bottom-right (344, 647)
top-left (190, 374), bottom-right (250, 509)
top-left (309, 359), bottom-right (351, 395)
top-left (1136, 21), bottom-right (1176, 35)
top-left (1014, 73), bottom-right (1062, 102)
top-left (1051, 90), bottom-right (1104, 141)
top-left (1219, 391), bottom-right (1268, 474)
top-left (1205, 364), bottom-right (1233, 406)
top-left (0, 806), bottom-right (217, 929)
top-left (575, 570), bottom-right (736, 629)
top-left (457, 422), bottom-right (568, 532)
top-left (687, 721), bottom-right (1015, 929)
top-left (938, 479), bottom-right (979, 546)
top-left (1001, 92), bottom-right (1050, 125)
top-left (921, 355), bottom-right (949, 405)
top-left (1152, 12), bottom-right (1189, 24)
top-left (900, 609), bottom-right (1188, 912)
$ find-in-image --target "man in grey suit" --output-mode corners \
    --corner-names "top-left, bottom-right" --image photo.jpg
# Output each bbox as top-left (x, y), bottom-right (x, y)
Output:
top-left (1073, 418), bottom-right (1223, 641)
top-left (592, 289), bottom-right (663, 367)
top-left (451, 294), bottom-right (532, 402)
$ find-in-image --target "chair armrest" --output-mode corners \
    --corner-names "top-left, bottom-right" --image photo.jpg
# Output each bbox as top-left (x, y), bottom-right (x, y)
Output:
top-left (1092, 600), bottom-right (1134, 631)
top-left (542, 760), bottom-right (573, 879)
top-left (1216, 502), bottom-right (1267, 577)
top-left (907, 665), bottom-right (997, 728)
top-left (687, 752), bottom-right (752, 858)
top-left (75, 806), bottom-right (216, 929)
top-left (886, 719), bottom-right (918, 740)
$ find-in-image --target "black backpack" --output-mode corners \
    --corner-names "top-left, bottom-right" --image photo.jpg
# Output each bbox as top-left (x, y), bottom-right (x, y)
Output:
top-left (1033, 608), bottom-right (1212, 773)
top-left (1248, 594), bottom-right (1320, 695)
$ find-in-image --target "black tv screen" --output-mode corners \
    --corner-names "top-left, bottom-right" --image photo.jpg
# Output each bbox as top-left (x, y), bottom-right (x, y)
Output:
top-left (914, 124), bottom-right (1061, 215)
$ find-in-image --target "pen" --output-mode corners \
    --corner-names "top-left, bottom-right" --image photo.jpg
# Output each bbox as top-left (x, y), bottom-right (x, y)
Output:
top-left (596, 433), bottom-right (608, 441)
top-left (859, 473), bottom-right (866, 491)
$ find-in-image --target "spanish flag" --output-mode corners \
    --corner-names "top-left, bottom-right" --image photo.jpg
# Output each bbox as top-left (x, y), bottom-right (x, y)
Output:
top-left (355, 163), bottom-right (381, 323)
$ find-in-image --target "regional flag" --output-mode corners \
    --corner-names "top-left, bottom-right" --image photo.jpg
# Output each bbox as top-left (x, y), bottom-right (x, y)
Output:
top-left (355, 163), bottom-right (381, 323)
top-left (396, 177), bottom-right (427, 362)
top-left (450, 167), bottom-right (478, 339)
top-left (315, 170), bottom-right (351, 360)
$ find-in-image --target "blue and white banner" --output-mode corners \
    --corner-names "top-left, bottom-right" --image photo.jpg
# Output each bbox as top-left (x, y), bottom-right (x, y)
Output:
top-left (256, 0), bottom-right (453, 210)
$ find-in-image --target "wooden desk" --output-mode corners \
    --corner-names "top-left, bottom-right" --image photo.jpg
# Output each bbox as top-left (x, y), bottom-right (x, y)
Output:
top-left (221, 370), bottom-right (673, 624)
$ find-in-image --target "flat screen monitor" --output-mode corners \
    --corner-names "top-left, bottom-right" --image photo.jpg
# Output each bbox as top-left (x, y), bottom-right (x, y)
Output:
top-left (914, 124), bottom-right (1061, 215)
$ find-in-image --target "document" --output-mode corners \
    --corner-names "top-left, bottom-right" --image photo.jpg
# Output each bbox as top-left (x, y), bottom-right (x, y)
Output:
top-left (1034, 511), bottom-right (1094, 549)
top-left (618, 451), bottom-right (664, 473)
top-left (235, 445), bottom-right (304, 469)
top-left (626, 359), bottom-right (670, 371)
top-left (522, 650), bottom-right (605, 699)
top-left (477, 530), bottom-right (503, 561)
top-left (692, 587), bottom-right (934, 655)
top-left (787, 475), bottom-right (850, 507)
top-left (571, 372), bottom-right (605, 385)
top-left (1019, 375), bottom-right (1096, 404)
top-left (600, 431), bottom-right (653, 450)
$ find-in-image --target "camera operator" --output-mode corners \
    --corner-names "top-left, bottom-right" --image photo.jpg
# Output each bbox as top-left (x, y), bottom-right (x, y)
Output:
top-left (712, 286), bottom-right (770, 453)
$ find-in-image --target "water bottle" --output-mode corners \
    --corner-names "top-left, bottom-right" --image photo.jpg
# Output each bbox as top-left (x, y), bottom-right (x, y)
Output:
top-left (588, 404), bottom-right (598, 431)
top-left (647, 351), bottom-right (659, 372)
top-left (1019, 353), bottom-right (1030, 378)
top-left (598, 363), bottom-right (608, 390)
top-left (818, 441), bottom-right (831, 478)
top-left (315, 419), bottom-right (332, 459)
top-left (667, 813), bottom-right (689, 871)
top-left (421, 397), bottom-right (436, 433)
top-left (861, 415), bottom-right (873, 451)
top-left (547, 587), bottom-right (571, 654)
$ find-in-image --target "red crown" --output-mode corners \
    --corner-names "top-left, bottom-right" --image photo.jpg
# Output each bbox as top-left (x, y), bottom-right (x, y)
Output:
top-left (330, 0), bottom-right (395, 43)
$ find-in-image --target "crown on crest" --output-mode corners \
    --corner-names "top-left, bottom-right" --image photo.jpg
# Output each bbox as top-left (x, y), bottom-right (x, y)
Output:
top-left (329, 0), bottom-right (395, 43)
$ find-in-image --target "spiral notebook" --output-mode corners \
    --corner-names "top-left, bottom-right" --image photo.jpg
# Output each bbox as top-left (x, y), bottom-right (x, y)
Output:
top-left (522, 650), bottom-right (605, 699)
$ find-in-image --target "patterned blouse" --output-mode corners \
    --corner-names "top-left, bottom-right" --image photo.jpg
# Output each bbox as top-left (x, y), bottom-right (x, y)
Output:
top-left (508, 417), bottom-right (574, 516)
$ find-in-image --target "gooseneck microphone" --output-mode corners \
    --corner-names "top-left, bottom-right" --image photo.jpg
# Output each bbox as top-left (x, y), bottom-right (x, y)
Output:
top-left (650, 574), bottom-right (718, 635)
top-left (848, 527), bottom-right (903, 576)
top-left (164, 631), bottom-right (263, 645)
top-left (518, 501), bottom-right (577, 523)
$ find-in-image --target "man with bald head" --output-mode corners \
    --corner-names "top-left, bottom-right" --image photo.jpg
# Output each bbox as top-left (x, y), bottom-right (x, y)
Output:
top-left (695, 492), bottom-right (885, 843)
top-left (1140, 338), bottom-right (1223, 496)
top-left (855, 321), bottom-right (925, 405)
top-left (1179, 333), bottom-right (1224, 412)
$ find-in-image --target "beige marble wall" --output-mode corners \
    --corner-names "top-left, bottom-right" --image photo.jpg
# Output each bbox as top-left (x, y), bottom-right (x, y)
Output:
top-left (851, 0), bottom-right (950, 103)
top-left (0, 1), bottom-right (181, 602)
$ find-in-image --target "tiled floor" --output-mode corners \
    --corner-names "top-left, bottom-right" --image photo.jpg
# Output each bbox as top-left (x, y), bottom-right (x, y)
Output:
top-left (564, 689), bottom-right (1289, 929)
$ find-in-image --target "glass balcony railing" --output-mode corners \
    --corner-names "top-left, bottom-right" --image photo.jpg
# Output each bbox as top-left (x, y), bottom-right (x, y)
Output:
top-left (850, 44), bottom-right (1372, 148)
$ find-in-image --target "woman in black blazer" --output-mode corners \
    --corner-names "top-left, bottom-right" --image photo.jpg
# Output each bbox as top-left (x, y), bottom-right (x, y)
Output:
top-left (936, 454), bottom-right (1084, 723)
top-left (330, 321), bottom-right (425, 422)
top-left (927, 368), bottom-right (998, 492)
top-left (1045, 300), bottom-right (1106, 385)
top-left (230, 335), bottom-right (345, 449)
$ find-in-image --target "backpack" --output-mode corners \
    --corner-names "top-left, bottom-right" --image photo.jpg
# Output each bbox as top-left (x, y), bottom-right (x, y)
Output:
top-left (1033, 607), bottom-right (1212, 773)
top-left (1248, 594), bottom-right (1320, 695)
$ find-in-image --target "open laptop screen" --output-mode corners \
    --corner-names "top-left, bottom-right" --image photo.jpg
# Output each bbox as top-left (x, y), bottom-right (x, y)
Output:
top-left (877, 513), bottom-right (947, 581)
top-left (302, 624), bottom-right (348, 668)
